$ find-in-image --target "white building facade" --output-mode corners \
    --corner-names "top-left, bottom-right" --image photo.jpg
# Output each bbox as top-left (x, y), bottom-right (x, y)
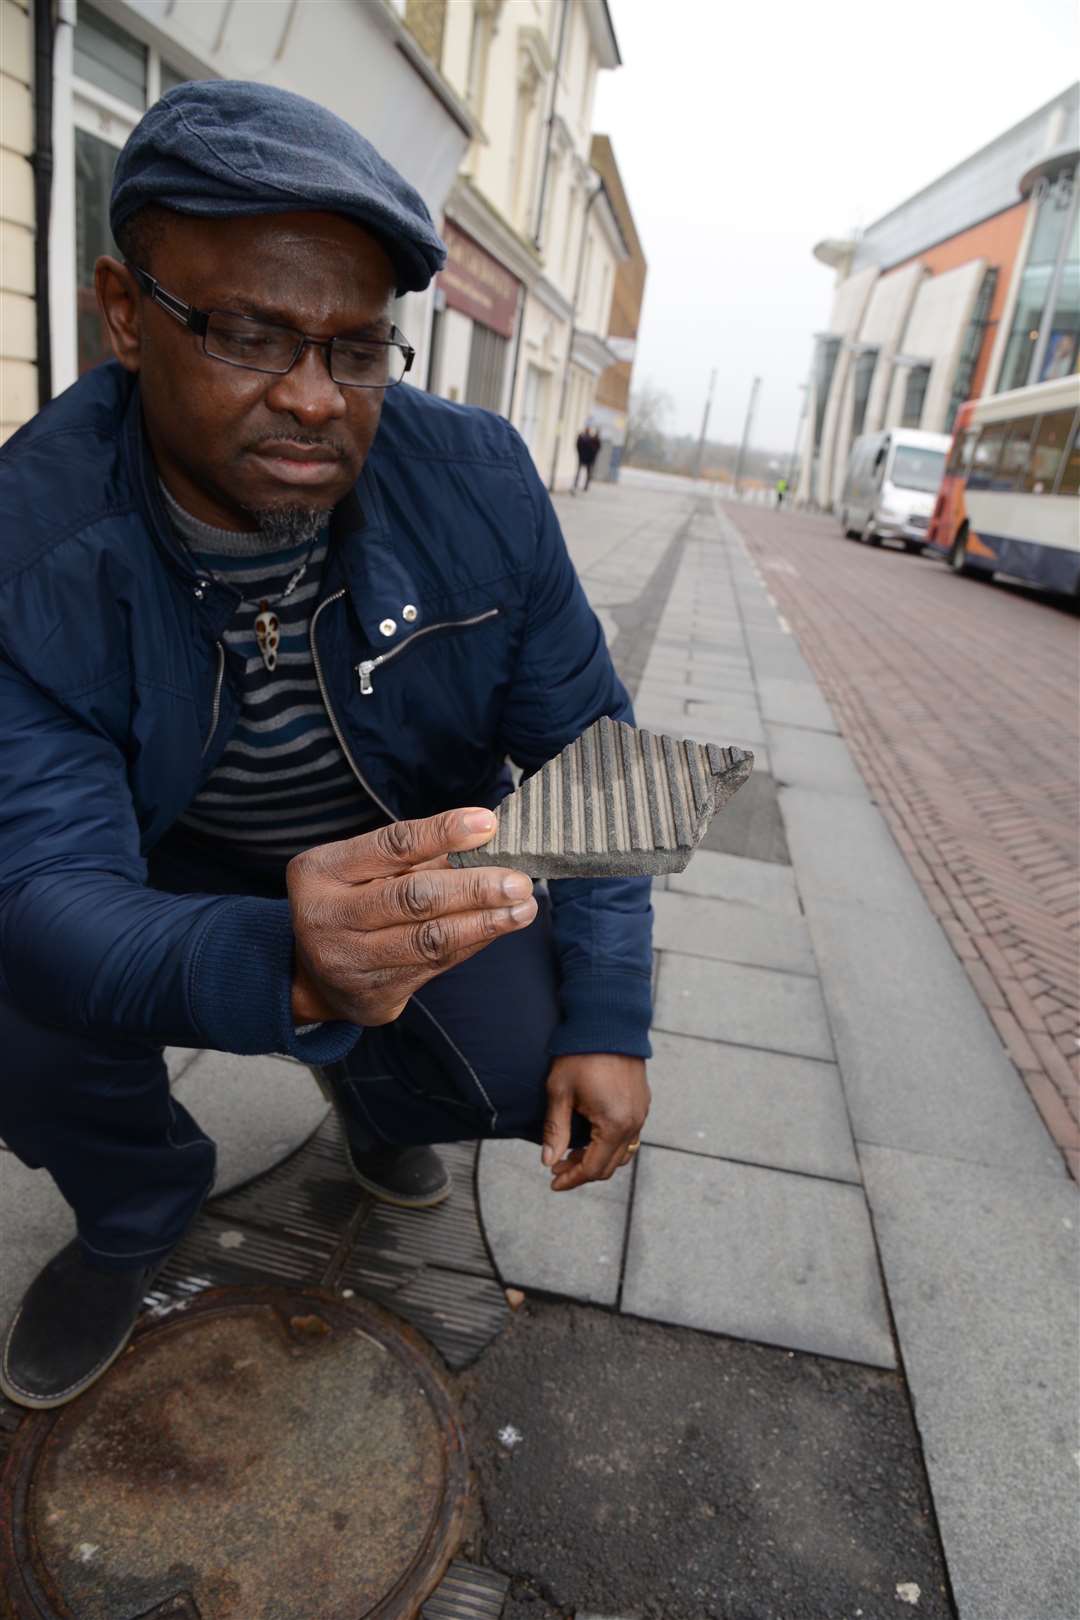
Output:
top-left (1, 0), bottom-right (476, 441)
top-left (799, 83), bottom-right (1079, 511)
top-left (411, 0), bottom-right (627, 488)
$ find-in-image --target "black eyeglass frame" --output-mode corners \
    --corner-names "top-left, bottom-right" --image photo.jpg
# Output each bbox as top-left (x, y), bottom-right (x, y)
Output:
top-left (129, 265), bottom-right (415, 389)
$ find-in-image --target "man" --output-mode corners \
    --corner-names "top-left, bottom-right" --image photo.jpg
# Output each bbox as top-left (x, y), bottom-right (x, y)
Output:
top-left (574, 424), bottom-right (601, 492)
top-left (0, 82), bottom-right (652, 1410)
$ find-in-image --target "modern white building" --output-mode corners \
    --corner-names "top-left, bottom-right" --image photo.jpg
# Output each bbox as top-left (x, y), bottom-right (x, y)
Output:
top-left (799, 83), bottom-right (1079, 511)
top-left (408, 0), bottom-right (628, 487)
top-left (0, 0), bottom-right (476, 440)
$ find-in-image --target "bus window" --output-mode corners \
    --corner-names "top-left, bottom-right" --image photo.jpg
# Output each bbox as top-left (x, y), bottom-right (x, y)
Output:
top-left (960, 431), bottom-right (978, 472)
top-left (997, 416), bottom-right (1039, 488)
top-left (1058, 424), bottom-right (1080, 496)
top-left (970, 425), bottom-right (1006, 482)
top-left (1024, 410), bottom-right (1076, 493)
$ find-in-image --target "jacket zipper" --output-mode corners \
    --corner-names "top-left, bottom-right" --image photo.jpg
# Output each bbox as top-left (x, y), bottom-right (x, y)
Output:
top-left (310, 589), bottom-right (396, 820)
top-left (356, 607), bottom-right (501, 695)
top-left (201, 641), bottom-right (226, 757)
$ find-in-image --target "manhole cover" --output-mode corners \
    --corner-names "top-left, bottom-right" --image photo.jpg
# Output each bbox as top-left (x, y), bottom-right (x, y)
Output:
top-left (0, 1287), bottom-right (469, 1619)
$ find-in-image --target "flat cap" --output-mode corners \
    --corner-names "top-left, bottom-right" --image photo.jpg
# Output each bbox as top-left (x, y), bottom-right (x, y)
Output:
top-left (110, 80), bottom-right (446, 295)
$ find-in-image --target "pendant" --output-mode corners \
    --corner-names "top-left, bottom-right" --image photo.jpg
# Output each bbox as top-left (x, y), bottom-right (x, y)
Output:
top-left (254, 601), bottom-right (280, 672)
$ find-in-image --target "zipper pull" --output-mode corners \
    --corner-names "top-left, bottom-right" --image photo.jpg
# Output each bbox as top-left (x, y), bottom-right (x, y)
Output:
top-left (357, 660), bottom-right (377, 696)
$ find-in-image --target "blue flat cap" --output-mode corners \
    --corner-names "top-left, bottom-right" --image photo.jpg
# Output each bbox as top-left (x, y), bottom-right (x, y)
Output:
top-left (110, 80), bottom-right (446, 295)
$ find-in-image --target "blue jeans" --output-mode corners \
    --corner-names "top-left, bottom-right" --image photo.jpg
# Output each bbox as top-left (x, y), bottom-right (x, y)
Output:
top-left (0, 838), bottom-right (570, 1272)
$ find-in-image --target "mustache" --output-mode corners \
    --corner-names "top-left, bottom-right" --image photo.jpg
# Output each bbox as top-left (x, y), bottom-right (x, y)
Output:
top-left (243, 430), bottom-right (348, 459)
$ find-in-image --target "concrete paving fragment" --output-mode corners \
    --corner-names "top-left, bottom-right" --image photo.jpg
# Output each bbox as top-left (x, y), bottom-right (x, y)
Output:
top-left (653, 952), bottom-right (834, 1061)
top-left (623, 1148), bottom-right (895, 1367)
top-left (861, 1146), bottom-right (1080, 1619)
top-left (477, 1137), bottom-right (630, 1305)
top-left (643, 1031), bottom-right (859, 1182)
top-left (651, 888), bottom-right (816, 975)
top-left (806, 897), bottom-right (1064, 1175)
top-left (668, 848), bottom-right (800, 913)
top-left (451, 717), bottom-right (753, 878)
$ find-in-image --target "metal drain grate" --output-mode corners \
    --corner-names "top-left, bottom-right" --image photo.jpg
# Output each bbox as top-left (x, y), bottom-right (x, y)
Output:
top-left (422, 1560), bottom-right (509, 1618)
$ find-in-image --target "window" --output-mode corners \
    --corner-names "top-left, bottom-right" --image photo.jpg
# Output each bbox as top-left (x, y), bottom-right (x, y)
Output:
top-left (970, 425), bottom-right (1006, 482)
top-left (946, 429), bottom-right (978, 476)
top-left (160, 61), bottom-right (189, 95)
top-left (900, 365), bottom-right (930, 429)
top-left (999, 172), bottom-right (1076, 391)
top-left (74, 3), bottom-right (147, 108)
top-left (997, 417), bottom-right (1038, 487)
top-left (1024, 409), bottom-right (1078, 493)
top-left (851, 348), bottom-right (878, 438)
top-left (890, 445), bottom-right (946, 494)
top-left (946, 268), bottom-right (997, 431)
top-left (1059, 421), bottom-right (1080, 495)
top-left (812, 336), bottom-right (840, 452)
top-left (465, 324), bottom-right (509, 412)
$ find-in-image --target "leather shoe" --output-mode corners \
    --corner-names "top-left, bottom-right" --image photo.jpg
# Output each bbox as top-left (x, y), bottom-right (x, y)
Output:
top-left (0, 1239), bottom-right (166, 1410)
top-left (311, 1069), bottom-right (453, 1208)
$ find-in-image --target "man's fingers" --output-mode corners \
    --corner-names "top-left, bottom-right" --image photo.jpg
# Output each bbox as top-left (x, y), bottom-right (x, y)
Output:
top-left (344, 865), bottom-right (533, 932)
top-left (296, 809), bottom-right (498, 885)
top-left (542, 1080), bottom-right (575, 1169)
top-left (354, 897), bottom-right (538, 972)
top-left (550, 1121), bottom-right (638, 1192)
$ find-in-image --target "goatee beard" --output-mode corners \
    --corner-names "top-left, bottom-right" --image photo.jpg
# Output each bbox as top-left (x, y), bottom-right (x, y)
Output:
top-left (241, 503), bottom-right (332, 547)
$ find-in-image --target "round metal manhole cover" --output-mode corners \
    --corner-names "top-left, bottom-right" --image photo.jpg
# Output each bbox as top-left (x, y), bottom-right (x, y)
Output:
top-left (0, 1287), bottom-right (469, 1620)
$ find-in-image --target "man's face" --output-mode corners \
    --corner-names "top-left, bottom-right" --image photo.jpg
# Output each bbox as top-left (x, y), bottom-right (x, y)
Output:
top-left (98, 210), bottom-right (398, 530)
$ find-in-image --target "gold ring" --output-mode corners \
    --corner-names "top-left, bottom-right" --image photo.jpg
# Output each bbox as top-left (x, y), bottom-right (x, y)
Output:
top-left (626, 1140), bottom-right (641, 1155)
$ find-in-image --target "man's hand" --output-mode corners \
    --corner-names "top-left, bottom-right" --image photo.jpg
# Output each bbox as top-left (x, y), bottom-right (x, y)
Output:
top-left (287, 809), bottom-right (536, 1027)
top-left (542, 1053), bottom-right (650, 1192)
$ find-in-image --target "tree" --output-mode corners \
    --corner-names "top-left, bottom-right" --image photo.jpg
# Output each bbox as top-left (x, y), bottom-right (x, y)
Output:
top-left (623, 380), bottom-right (673, 467)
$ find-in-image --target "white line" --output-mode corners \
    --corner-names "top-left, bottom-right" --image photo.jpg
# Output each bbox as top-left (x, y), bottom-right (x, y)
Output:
top-left (777, 615), bottom-right (792, 634)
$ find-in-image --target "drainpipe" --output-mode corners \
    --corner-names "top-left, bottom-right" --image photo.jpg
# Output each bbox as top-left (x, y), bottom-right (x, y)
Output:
top-left (532, 0), bottom-right (569, 251)
top-left (31, 0), bottom-right (56, 407)
top-left (548, 178), bottom-right (602, 491)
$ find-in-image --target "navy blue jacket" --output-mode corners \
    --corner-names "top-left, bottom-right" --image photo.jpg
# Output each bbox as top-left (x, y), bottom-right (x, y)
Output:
top-left (0, 364), bottom-right (652, 1066)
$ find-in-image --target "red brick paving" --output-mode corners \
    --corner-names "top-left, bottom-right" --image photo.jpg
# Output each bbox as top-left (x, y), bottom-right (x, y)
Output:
top-left (733, 504), bottom-right (1079, 1178)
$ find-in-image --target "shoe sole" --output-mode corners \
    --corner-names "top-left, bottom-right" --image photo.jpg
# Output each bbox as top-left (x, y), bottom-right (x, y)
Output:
top-left (310, 1069), bottom-right (453, 1209)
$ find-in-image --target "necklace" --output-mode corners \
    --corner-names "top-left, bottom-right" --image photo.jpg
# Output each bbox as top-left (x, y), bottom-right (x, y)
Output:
top-left (251, 548), bottom-right (315, 672)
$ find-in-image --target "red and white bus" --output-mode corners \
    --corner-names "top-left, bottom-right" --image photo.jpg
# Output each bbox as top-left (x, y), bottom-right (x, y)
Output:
top-left (928, 377), bottom-right (1080, 594)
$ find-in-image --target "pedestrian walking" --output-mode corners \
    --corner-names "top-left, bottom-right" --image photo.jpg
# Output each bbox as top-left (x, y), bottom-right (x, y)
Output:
top-left (574, 425), bottom-right (601, 492)
top-left (776, 476), bottom-right (789, 507)
top-left (0, 81), bottom-right (652, 1411)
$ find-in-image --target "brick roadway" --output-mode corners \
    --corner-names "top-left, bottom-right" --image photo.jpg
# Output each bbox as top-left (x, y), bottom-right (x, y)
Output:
top-left (731, 501), bottom-right (1080, 1179)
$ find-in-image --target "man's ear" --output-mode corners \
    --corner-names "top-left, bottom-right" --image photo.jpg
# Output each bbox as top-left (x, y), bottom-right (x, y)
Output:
top-left (94, 256), bottom-right (143, 373)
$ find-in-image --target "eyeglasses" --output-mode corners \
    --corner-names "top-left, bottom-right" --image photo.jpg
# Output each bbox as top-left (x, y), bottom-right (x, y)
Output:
top-left (130, 266), bottom-right (415, 389)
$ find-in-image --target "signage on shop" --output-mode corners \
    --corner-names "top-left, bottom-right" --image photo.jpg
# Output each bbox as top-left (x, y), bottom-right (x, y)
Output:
top-left (438, 221), bottom-right (520, 340)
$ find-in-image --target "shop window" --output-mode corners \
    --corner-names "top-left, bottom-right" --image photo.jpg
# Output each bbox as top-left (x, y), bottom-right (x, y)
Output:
top-left (74, 3), bottom-right (147, 108)
top-left (999, 171), bottom-right (1076, 391)
top-left (1024, 409), bottom-right (1078, 493)
top-left (946, 268), bottom-right (997, 432)
top-left (851, 348), bottom-right (877, 438)
top-left (900, 365), bottom-right (930, 429)
top-left (465, 324), bottom-right (509, 413)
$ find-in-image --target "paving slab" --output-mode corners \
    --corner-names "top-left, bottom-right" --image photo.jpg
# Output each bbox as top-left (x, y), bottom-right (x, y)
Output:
top-left (744, 627), bottom-right (817, 684)
top-left (780, 785), bottom-right (925, 914)
top-left (861, 1146), bottom-right (1080, 1620)
top-left (807, 897), bottom-right (1064, 1175)
top-left (651, 888), bottom-right (815, 976)
top-left (697, 768), bottom-right (791, 864)
top-left (768, 724), bottom-right (869, 798)
top-left (173, 1049), bottom-right (329, 1194)
top-left (643, 1031), bottom-right (859, 1182)
top-left (758, 676), bottom-right (838, 734)
top-left (653, 952), bottom-right (834, 1061)
top-left (0, 1155), bottom-right (74, 1328)
top-left (683, 700), bottom-right (767, 746)
top-left (622, 1147), bottom-right (895, 1367)
top-left (477, 1137), bottom-right (630, 1305)
top-left (669, 847), bottom-right (800, 914)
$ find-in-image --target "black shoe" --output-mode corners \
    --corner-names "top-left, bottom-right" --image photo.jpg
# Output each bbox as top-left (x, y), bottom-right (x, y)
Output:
top-left (346, 1144), bottom-right (452, 1208)
top-left (0, 1239), bottom-right (166, 1410)
top-left (311, 1068), bottom-right (453, 1208)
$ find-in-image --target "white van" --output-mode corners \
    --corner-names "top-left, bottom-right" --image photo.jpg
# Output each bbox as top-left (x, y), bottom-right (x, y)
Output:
top-left (839, 429), bottom-right (952, 552)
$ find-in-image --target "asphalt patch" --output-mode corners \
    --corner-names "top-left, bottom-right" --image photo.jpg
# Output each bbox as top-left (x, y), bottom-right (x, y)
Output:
top-left (455, 1301), bottom-right (952, 1620)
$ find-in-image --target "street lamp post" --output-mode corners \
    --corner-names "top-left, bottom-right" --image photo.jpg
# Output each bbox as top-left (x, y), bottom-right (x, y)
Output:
top-left (733, 376), bottom-right (761, 497)
top-left (692, 368), bottom-right (717, 483)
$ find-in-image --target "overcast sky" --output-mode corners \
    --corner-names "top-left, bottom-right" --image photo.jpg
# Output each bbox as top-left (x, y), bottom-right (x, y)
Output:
top-left (593, 0), bottom-right (1079, 455)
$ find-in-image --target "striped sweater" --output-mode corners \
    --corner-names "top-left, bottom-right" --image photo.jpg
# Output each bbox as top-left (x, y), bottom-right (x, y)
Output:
top-left (166, 490), bottom-right (380, 865)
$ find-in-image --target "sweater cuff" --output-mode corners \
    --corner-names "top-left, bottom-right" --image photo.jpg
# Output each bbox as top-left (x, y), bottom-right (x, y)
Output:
top-left (189, 896), bottom-right (362, 1063)
top-left (548, 970), bottom-right (653, 1060)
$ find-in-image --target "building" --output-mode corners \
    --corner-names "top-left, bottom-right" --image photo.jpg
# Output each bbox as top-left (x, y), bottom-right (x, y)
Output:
top-left (799, 83), bottom-right (1079, 510)
top-left (1, 0), bottom-right (477, 443)
top-left (588, 130), bottom-right (646, 481)
top-left (405, 0), bottom-right (629, 487)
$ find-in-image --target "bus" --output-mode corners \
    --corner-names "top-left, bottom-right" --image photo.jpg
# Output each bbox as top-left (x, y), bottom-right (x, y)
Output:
top-left (928, 376), bottom-right (1080, 594)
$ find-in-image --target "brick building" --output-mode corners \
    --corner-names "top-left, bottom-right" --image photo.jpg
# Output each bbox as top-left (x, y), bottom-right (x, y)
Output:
top-left (588, 131), bottom-right (647, 481)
